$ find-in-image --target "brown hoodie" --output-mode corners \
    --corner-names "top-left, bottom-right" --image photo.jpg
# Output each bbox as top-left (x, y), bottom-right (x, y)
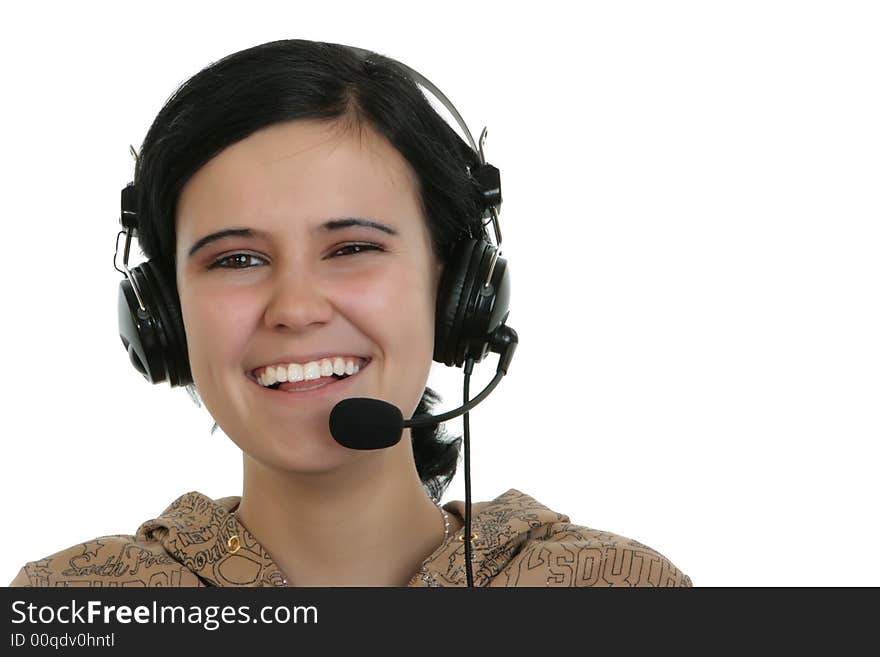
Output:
top-left (9, 489), bottom-right (691, 587)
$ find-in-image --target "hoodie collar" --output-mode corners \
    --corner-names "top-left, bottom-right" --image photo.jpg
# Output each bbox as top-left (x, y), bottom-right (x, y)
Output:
top-left (136, 489), bottom-right (569, 587)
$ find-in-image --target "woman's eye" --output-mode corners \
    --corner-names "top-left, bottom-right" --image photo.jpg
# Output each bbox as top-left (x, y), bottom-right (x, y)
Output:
top-left (331, 243), bottom-right (383, 257)
top-left (209, 253), bottom-right (267, 269)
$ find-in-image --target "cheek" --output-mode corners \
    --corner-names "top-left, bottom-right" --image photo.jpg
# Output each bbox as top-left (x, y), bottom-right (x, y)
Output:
top-left (340, 262), bottom-right (437, 353)
top-left (179, 283), bottom-right (257, 366)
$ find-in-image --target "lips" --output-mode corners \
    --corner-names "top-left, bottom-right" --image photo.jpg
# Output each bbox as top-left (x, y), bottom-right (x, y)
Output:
top-left (249, 356), bottom-right (370, 385)
top-left (248, 359), bottom-right (369, 398)
top-left (275, 375), bottom-right (345, 392)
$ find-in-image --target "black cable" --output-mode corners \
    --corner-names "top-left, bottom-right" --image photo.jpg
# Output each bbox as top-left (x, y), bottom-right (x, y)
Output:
top-left (463, 356), bottom-right (475, 587)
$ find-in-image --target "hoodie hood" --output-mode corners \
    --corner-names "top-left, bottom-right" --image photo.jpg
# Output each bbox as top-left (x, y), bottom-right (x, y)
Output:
top-left (10, 489), bottom-right (691, 587)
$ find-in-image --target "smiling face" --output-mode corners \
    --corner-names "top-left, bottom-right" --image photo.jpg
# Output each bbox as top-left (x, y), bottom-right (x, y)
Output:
top-left (175, 118), bottom-right (442, 473)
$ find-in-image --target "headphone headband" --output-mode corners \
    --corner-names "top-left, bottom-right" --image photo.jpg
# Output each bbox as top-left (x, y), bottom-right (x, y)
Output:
top-left (346, 46), bottom-right (479, 153)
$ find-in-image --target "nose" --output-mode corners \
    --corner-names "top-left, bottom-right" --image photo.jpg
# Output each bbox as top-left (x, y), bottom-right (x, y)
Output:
top-left (262, 265), bottom-right (334, 332)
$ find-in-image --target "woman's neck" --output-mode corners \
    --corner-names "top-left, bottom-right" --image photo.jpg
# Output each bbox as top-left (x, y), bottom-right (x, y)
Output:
top-left (235, 449), bottom-right (451, 586)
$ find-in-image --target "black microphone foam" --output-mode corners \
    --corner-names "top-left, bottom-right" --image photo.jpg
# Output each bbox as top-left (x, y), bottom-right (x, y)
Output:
top-left (329, 398), bottom-right (405, 450)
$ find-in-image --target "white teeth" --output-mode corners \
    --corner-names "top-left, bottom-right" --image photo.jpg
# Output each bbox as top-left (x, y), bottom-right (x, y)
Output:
top-left (288, 363), bottom-right (304, 382)
top-left (256, 357), bottom-right (367, 387)
top-left (303, 362), bottom-right (321, 381)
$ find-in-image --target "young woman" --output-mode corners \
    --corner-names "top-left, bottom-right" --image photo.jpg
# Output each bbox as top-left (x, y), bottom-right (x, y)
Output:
top-left (9, 39), bottom-right (690, 587)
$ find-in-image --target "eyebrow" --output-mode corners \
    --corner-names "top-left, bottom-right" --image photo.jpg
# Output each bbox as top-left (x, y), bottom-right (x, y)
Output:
top-left (187, 218), bottom-right (399, 258)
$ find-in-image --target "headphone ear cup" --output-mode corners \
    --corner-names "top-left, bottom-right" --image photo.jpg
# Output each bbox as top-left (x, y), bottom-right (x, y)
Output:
top-left (140, 261), bottom-right (192, 386)
top-left (117, 261), bottom-right (191, 387)
top-left (460, 245), bottom-right (510, 363)
top-left (434, 239), bottom-right (490, 367)
top-left (118, 267), bottom-right (163, 383)
top-left (433, 237), bottom-right (512, 368)
top-left (434, 239), bottom-right (479, 366)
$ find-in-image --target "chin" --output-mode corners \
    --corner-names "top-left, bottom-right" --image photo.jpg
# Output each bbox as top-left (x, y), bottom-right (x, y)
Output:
top-left (242, 424), bottom-right (372, 475)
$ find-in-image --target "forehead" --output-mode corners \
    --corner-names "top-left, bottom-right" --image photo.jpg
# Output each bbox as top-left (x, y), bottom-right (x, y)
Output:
top-left (175, 118), bottom-right (424, 245)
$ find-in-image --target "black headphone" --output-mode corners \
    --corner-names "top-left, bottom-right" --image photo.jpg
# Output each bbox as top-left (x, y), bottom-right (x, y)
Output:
top-left (116, 46), bottom-right (511, 387)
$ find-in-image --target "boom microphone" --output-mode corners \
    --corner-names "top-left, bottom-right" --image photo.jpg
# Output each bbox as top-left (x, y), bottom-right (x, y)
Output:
top-left (328, 398), bottom-right (404, 450)
top-left (328, 325), bottom-right (517, 450)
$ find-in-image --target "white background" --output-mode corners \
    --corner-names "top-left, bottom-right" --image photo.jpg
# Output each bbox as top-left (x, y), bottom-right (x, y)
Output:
top-left (1, 1), bottom-right (877, 586)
